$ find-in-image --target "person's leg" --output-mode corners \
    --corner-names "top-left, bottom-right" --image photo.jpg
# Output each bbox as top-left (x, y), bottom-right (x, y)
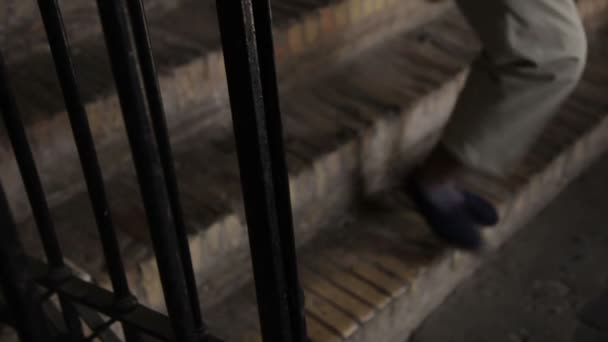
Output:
top-left (409, 0), bottom-right (587, 250)
top-left (444, 0), bottom-right (587, 175)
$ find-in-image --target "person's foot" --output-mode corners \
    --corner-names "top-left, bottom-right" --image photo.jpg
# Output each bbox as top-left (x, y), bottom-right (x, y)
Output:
top-left (406, 146), bottom-right (498, 251)
top-left (462, 191), bottom-right (499, 226)
top-left (408, 179), bottom-right (484, 250)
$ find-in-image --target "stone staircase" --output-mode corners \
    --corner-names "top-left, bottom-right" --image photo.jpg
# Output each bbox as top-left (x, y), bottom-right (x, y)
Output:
top-left (1, 0), bottom-right (451, 221)
top-left (3, 0), bottom-right (608, 341)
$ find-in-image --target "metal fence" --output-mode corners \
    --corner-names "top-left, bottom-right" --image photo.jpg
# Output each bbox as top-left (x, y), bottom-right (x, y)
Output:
top-left (0, 0), bottom-right (306, 341)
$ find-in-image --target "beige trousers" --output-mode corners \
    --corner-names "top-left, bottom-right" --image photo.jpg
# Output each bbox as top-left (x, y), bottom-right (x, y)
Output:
top-left (442, 0), bottom-right (588, 175)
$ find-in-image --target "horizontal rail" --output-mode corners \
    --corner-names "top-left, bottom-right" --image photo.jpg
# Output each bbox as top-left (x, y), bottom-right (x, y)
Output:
top-left (28, 259), bottom-right (224, 342)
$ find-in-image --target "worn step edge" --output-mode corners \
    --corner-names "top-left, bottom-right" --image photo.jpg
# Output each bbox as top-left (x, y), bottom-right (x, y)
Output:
top-left (94, 0), bottom-right (608, 311)
top-left (3, 0), bottom-right (177, 64)
top-left (123, 69), bottom-right (470, 311)
top-left (9, 0), bottom-right (608, 314)
top-left (350, 109), bottom-right (608, 342)
top-left (12, 8), bottom-right (477, 312)
top-left (204, 66), bottom-right (608, 342)
top-left (0, 0), bottom-right (452, 222)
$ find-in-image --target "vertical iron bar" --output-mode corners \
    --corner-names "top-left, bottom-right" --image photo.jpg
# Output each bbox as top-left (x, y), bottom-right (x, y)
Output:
top-left (249, 1), bottom-right (307, 340)
top-left (0, 182), bottom-right (51, 342)
top-left (216, 0), bottom-right (305, 340)
top-left (36, 1), bottom-right (141, 340)
top-left (124, 0), bottom-right (205, 335)
top-left (95, 1), bottom-right (198, 341)
top-left (0, 59), bottom-right (63, 269)
top-left (0, 52), bottom-right (83, 340)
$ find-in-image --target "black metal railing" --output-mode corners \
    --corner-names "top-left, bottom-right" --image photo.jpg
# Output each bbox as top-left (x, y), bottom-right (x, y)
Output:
top-left (0, 0), bottom-right (306, 341)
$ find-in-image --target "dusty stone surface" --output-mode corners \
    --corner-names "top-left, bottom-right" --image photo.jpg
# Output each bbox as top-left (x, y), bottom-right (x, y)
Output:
top-left (1, 2), bottom-right (607, 339)
top-left (0, 0), bottom-right (451, 224)
top-left (14, 10), bottom-right (475, 312)
top-left (0, 326), bottom-right (17, 342)
top-left (410, 156), bottom-right (608, 342)
top-left (2, 0), bottom-right (178, 63)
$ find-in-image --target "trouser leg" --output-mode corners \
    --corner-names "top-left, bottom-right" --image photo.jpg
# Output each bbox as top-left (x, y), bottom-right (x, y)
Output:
top-left (442, 0), bottom-right (587, 175)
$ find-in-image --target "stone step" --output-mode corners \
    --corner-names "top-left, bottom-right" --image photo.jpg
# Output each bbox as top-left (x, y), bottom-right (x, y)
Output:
top-left (14, 0), bottom-right (608, 317)
top-left (16, 8), bottom-right (479, 311)
top-left (2, 0), bottom-right (177, 64)
top-left (202, 40), bottom-right (608, 342)
top-left (1, 0), bottom-right (451, 221)
top-left (15, 0), bottom-right (608, 313)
